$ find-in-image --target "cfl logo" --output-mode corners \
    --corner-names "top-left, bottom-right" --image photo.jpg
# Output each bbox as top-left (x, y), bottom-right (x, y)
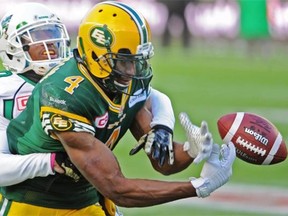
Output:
top-left (95, 112), bottom-right (108, 128)
top-left (16, 95), bottom-right (30, 111)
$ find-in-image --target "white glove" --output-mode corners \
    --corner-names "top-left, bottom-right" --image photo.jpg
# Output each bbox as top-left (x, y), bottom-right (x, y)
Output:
top-left (190, 142), bottom-right (236, 198)
top-left (179, 112), bottom-right (213, 164)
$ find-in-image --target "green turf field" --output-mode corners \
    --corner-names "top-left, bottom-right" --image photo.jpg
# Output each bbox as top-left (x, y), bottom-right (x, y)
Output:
top-left (112, 39), bottom-right (288, 215)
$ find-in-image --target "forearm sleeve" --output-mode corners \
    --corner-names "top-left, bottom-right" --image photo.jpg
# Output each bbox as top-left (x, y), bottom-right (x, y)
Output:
top-left (150, 88), bottom-right (175, 130)
top-left (0, 153), bottom-right (54, 186)
top-left (0, 117), bottom-right (54, 186)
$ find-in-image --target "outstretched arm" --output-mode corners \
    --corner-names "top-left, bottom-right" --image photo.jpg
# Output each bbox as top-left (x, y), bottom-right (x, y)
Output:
top-left (56, 131), bottom-right (235, 207)
top-left (57, 131), bottom-right (195, 207)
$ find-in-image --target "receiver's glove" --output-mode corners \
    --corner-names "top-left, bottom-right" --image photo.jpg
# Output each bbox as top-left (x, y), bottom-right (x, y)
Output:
top-left (51, 152), bottom-right (81, 182)
top-left (179, 112), bottom-right (213, 164)
top-left (190, 142), bottom-right (236, 198)
top-left (130, 125), bottom-right (174, 166)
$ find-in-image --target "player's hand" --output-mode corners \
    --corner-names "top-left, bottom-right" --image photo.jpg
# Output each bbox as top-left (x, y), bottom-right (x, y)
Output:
top-left (51, 152), bottom-right (81, 182)
top-left (190, 142), bottom-right (236, 198)
top-left (129, 125), bottom-right (174, 166)
top-left (179, 112), bottom-right (213, 164)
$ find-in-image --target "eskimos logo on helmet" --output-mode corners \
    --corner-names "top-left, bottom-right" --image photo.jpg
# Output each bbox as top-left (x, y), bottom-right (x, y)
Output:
top-left (90, 25), bottom-right (114, 48)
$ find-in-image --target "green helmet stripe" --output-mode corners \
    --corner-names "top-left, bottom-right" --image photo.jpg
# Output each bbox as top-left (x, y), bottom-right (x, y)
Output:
top-left (104, 1), bottom-right (148, 44)
top-left (78, 37), bottom-right (86, 57)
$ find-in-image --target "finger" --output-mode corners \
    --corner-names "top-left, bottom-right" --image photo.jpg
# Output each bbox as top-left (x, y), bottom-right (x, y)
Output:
top-left (144, 133), bottom-right (155, 154)
top-left (193, 154), bottom-right (202, 164)
top-left (179, 112), bottom-right (189, 124)
top-left (200, 121), bottom-right (209, 135)
top-left (179, 112), bottom-right (192, 133)
top-left (152, 142), bottom-right (160, 160)
top-left (207, 143), bottom-right (220, 163)
top-left (159, 146), bottom-right (168, 167)
top-left (168, 139), bottom-right (174, 165)
top-left (220, 142), bottom-right (236, 167)
top-left (129, 142), bottom-right (145, 155)
top-left (168, 151), bottom-right (174, 165)
top-left (129, 134), bottom-right (147, 155)
top-left (227, 142), bottom-right (236, 165)
top-left (194, 140), bottom-right (211, 163)
top-left (203, 132), bottom-right (212, 146)
top-left (220, 144), bottom-right (229, 160)
top-left (54, 164), bottom-right (65, 174)
top-left (183, 141), bottom-right (190, 152)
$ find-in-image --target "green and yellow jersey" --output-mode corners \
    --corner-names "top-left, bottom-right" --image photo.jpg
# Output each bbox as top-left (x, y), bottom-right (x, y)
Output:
top-left (4, 57), bottom-right (150, 209)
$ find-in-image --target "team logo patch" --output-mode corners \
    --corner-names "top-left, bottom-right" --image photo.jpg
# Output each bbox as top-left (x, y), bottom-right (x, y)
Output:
top-left (51, 114), bottom-right (73, 131)
top-left (95, 112), bottom-right (108, 128)
top-left (90, 25), bottom-right (114, 48)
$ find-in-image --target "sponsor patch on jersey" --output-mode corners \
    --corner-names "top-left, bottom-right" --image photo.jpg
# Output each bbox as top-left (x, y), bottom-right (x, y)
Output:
top-left (129, 89), bottom-right (147, 107)
top-left (95, 112), bottom-right (108, 128)
top-left (16, 95), bottom-right (30, 111)
top-left (51, 114), bottom-right (73, 131)
top-left (49, 96), bottom-right (66, 105)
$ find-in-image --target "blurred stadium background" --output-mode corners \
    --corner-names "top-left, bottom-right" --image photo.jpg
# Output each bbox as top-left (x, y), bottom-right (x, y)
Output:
top-left (1, 0), bottom-right (288, 215)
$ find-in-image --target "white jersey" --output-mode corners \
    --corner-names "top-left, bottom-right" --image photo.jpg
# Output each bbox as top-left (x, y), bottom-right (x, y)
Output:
top-left (0, 70), bottom-right (53, 186)
top-left (0, 71), bottom-right (34, 120)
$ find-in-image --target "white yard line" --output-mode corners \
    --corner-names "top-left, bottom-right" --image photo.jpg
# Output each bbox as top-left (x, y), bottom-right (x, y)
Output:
top-left (169, 183), bottom-right (288, 215)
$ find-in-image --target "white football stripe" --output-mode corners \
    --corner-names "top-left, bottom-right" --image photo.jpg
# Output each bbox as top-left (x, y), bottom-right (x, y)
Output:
top-left (262, 133), bottom-right (282, 165)
top-left (223, 112), bottom-right (244, 144)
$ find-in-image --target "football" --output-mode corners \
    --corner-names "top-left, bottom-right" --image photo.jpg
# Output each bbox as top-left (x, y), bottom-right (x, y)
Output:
top-left (217, 112), bottom-right (287, 165)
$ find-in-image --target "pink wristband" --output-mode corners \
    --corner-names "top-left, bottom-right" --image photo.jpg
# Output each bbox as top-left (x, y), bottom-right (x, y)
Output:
top-left (50, 153), bottom-right (56, 170)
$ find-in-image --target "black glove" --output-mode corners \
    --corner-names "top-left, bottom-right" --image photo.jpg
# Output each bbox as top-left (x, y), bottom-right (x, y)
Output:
top-left (55, 152), bottom-right (82, 182)
top-left (130, 125), bottom-right (174, 166)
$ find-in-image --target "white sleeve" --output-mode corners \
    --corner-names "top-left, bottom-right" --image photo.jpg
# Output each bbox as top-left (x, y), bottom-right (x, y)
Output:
top-left (0, 116), bottom-right (54, 186)
top-left (0, 116), bottom-right (10, 154)
top-left (149, 88), bottom-right (175, 130)
top-left (0, 153), bottom-right (54, 186)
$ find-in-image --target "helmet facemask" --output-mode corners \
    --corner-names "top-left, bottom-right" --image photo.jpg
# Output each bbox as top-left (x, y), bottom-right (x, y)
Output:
top-left (12, 21), bottom-right (70, 75)
top-left (0, 2), bottom-right (71, 76)
top-left (96, 42), bottom-right (154, 95)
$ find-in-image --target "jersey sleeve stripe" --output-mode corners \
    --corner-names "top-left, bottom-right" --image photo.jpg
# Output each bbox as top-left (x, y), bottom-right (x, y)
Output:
top-left (40, 106), bottom-right (90, 124)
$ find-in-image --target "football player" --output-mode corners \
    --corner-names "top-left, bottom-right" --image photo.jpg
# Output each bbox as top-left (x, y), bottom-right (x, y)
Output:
top-left (0, 2), bottom-right (186, 216)
top-left (0, 2), bottom-right (204, 216)
top-left (1, 1), bottom-right (235, 215)
top-left (0, 2), bottom-right (71, 184)
top-left (0, 1), bottom-right (179, 183)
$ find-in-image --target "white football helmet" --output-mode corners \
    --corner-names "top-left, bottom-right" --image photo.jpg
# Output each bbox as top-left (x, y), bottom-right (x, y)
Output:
top-left (0, 2), bottom-right (70, 75)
